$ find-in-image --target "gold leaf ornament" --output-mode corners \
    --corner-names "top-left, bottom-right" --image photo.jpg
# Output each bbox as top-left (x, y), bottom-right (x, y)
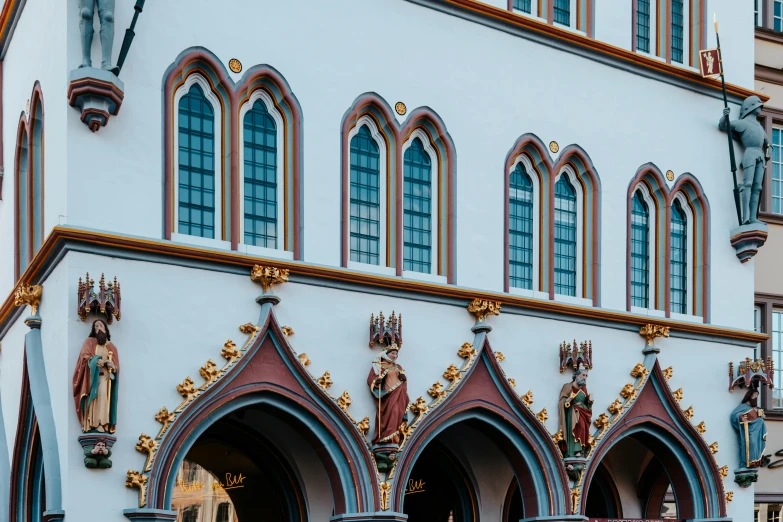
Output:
top-left (428, 382), bottom-right (446, 400)
top-left (337, 390), bottom-right (352, 412)
top-left (410, 397), bottom-right (429, 415)
top-left (443, 364), bottom-right (460, 381)
top-left (536, 408), bottom-right (549, 423)
top-left (250, 265), bottom-right (289, 293)
top-left (298, 353), bottom-right (311, 366)
top-left (457, 342), bottom-right (476, 359)
top-left (639, 323), bottom-right (670, 346)
top-left (467, 298), bottom-right (501, 322)
top-left (14, 284), bottom-right (42, 315)
top-left (317, 371), bottom-right (333, 390)
top-left (683, 405), bottom-right (695, 419)
top-left (521, 390), bottom-right (534, 406)
top-left (607, 399), bottom-right (623, 415)
top-left (357, 417), bottom-right (370, 436)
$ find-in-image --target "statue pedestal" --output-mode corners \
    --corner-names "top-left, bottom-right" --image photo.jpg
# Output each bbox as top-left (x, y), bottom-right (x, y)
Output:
top-left (68, 67), bottom-right (125, 132)
top-left (733, 466), bottom-right (759, 488)
top-left (730, 222), bottom-right (768, 263)
top-left (78, 432), bottom-right (116, 469)
top-left (563, 456), bottom-right (586, 482)
top-left (372, 443), bottom-right (400, 473)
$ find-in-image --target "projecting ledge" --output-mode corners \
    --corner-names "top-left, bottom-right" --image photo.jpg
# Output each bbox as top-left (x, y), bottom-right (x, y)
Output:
top-left (68, 67), bottom-right (125, 132)
top-left (730, 222), bottom-right (768, 263)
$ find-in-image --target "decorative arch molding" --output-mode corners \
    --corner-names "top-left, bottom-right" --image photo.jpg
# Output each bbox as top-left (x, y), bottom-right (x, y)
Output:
top-left (340, 92), bottom-right (457, 283)
top-left (580, 359), bottom-right (726, 519)
top-left (389, 331), bottom-right (570, 518)
top-left (14, 82), bottom-right (44, 281)
top-left (625, 164), bottom-right (710, 321)
top-left (504, 136), bottom-right (602, 305)
top-left (9, 344), bottom-right (63, 522)
top-left (162, 47), bottom-right (304, 257)
top-left (140, 302), bottom-right (378, 515)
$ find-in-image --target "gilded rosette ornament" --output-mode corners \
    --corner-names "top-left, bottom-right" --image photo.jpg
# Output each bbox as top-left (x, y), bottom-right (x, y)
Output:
top-left (14, 284), bottom-right (42, 315)
top-left (639, 323), bottom-right (670, 346)
top-left (467, 298), bottom-right (501, 322)
top-left (250, 264), bottom-right (290, 293)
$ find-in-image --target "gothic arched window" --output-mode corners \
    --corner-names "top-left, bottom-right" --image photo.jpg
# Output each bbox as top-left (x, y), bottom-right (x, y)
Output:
top-left (509, 163), bottom-right (534, 290)
top-left (554, 176), bottom-right (577, 297)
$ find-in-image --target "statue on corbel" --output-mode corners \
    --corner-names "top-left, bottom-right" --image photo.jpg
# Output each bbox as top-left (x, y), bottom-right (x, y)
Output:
top-left (72, 273), bottom-right (122, 468)
top-left (367, 311), bottom-right (410, 472)
top-left (728, 358), bottom-right (772, 487)
top-left (558, 340), bottom-right (594, 481)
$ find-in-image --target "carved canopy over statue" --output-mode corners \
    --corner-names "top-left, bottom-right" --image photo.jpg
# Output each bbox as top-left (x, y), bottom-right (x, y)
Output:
top-left (73, 319), bottom-right (120, 433)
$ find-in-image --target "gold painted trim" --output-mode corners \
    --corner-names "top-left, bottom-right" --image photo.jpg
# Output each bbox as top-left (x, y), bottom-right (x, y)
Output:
top-left (1, 227), bottom-right (767, 345)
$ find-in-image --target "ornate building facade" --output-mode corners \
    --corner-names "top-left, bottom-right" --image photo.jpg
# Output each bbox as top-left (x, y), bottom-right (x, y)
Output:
top-left (0, 1), bottom-right (774, 521)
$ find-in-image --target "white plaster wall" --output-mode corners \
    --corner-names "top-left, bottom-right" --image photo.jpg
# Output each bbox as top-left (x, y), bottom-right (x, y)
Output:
top-left (53, 0), bottom-right (756, 330)
top-left (0, 315), bottom-right (28, 465)
top-left (0, 0), bottom-right (67, 299)
top-left (594, 0), bottom-right (633, 50)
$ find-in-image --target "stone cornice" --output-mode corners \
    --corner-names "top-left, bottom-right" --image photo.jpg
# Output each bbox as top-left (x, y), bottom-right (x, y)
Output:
top-left (0, 226), bottom-right (767, 346)
top-left (756, 64), bottom-right (783, 87)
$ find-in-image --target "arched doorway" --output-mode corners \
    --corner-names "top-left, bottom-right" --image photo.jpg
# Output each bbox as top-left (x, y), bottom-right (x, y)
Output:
top-left (168, 403), bottom-right (332, 522)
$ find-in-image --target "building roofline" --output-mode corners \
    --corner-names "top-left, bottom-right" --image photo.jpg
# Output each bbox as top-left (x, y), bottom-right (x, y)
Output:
top-left (0, 0), bottom-right (25, 60)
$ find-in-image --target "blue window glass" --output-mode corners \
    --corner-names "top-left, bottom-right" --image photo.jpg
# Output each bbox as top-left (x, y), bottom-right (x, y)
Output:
top-left (670, 199), bottom-right (687, 314)
top-left (755, 0), bottom-right (760, 26)
top-left (637, 0), bottom-right (651, 52)
top-left (775, 0), bottom-right (783, 31)
top-left (178, 84), bottom-right (216, 239)
top-left (773, 127), bottom-right (782, 214)
top-left (671, 0), bottom-right (684, 63)
top-left (513, 0), bottom-right (532, 13)
top-left (555, 176), bottom-right (577, 296)
top-left (773, 311), bottom-right (783, 409)
top-left (631, 192), bottom-right (650, 308)
top-left (509, 163), bottom-right (534, 290)
top-left (243, 100), bottom-right (277, 248)
top-left (350, 126), bottom-right (381, 265)
top-left (403, 138), bottom-right (432, 274)
top-left (17, 130), bottom-right (29, 271)
top-left (554, 0), bottom-right (570, 25)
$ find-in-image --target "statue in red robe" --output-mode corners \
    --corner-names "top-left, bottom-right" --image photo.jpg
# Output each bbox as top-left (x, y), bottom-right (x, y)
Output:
top-left (73, 319), bottom-right (120, 433)
top-left (558, 367), bottom-right (592, 458)
top-left (367, 344), bottom-right (409, 446)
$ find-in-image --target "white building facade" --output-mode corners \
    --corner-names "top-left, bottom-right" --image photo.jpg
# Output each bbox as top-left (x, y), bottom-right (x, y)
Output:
top-left (0, 1), bottom-right (772, 521)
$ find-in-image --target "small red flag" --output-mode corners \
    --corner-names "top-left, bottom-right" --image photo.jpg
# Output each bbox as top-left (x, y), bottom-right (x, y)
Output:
top-left (698, 48), bottom-right (721, 78)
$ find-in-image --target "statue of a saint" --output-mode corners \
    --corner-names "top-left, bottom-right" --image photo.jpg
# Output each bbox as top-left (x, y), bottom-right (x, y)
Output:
top-left (367, 344), bottom-right (409, 445)
top-left (719, 96), bottom-right (770, 224)
top-left (730, 387), bottom-right (768, 468)
top-left (72, 319), bottom-right (120, 433)
top-left (558, 367), bottom-right (593, 458)
top-left (79, 0), bottom-right (118, 73)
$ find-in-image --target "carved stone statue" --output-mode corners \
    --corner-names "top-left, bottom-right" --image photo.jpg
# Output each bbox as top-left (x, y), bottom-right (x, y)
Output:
top-left (84, 440), bottom-right (112, 469)
top-left (730, 387), bottom-right (769, 486)
top-left (367, 344), bottom-right (409, 446)
top-left (73, 319), bottom-right (120, 433)
top-left (79, 0), bottom-right (118, 73)
top-left (558, 367), bottom-right (593, 459)
top-left (719, 96), bottom-right (770, 224)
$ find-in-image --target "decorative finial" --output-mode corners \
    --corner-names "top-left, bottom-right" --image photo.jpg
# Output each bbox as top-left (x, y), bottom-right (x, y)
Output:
top-left (250, 265), bottom-right (289, 293)
top-left (467, 298), bottom-right (501, 322)
top-left (76, 273), bottom-right (121, 323)
top-left (639, 323), bottom-right (669, 346)
top-left (14, 284), bottom-right (42, 316)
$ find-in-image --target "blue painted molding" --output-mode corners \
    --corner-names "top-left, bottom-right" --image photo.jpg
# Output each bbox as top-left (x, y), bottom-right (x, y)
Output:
top-left (22, 315), bottom-right (63, 514)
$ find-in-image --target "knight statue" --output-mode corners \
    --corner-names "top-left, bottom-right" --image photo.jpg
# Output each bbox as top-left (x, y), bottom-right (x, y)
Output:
top-left (79, 0), bottom-right (119, 74)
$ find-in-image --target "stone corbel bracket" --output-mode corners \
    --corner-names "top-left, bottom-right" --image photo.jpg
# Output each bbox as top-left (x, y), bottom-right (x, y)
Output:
top-left (730, 222), bottom-right (768, 263)
top-left (67, 68), bottom-right (125, 132)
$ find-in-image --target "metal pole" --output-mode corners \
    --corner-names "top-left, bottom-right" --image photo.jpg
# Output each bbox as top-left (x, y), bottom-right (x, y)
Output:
top-left (116, 0), bottom-right (146, 75)
top-left (714, 16), bottom-right (742, 225)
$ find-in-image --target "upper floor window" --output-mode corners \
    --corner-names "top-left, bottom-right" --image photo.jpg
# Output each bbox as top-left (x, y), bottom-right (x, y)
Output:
top-left (240, 90), bottom-right (285, 253)
top-left (756, 0), bottom-right (762, 26)
top-left (554, 0), bottom-right (571, 25)
top-left (631, 192), bottom-right (650, 308)
top-left (340, 94), bottom-right (456, 282)
top-left (16, 126), bottom-right (30, 273)
top-left (512, 0), bottom-right (532, 14)
top-left (670, 198), bottom-right (688, 314)
top-left (772, 127), bottom-right (782, 214)
top-left (773, 310), bottom-right (782, 409)
top-left (349, 124), bottom-right (383, 266)
top-left (775, 0), bottom-right (783, 31)
top-left (164, 50), bottom-right (304, 257)
top-left (636, 0), bottom-right (651, 52)
top-left (403, 137), bottom-right (433, 274)
top-left (509, 162), bottom-right (534, 290)
top-left (177, 82), bottom-right (217, 239)
top-left (671, 0), bottom-right (685, 63)
top-left (554, 175), bottom-right (577, 297)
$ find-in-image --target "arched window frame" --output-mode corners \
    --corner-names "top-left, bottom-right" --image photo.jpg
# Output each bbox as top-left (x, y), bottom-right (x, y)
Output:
top-left (400, 128), bottom-right (442, 282)
top-left (669, 191), bottom-right (695, 318)
top-left (630, 183), bottom-right (660, 314)
top-left (346, 115), bottom-right (393, 276)
top-left (633, 0), bottom-right (659, 55)
top-left (507, 154), bottom-right (545, 297)
top-left (553, 164), bottom-right (586, 303)
top-left (237, 88), bottom-right (292, 260)
top-left (15, 121), bottom-right (29, 280)
top-left (171, 73), bottom-right (226, 248)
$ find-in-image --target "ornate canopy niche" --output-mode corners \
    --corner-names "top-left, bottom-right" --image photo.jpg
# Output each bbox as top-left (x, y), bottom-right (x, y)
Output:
top-left (388, 319), bottom-right (572, 520)
top-left (124, 280), bottom-right (381, 520)
top-left (579, 359), bottom-right (729, 521)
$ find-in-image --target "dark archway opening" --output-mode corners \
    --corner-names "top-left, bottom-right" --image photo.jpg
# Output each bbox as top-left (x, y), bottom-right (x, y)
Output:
top-left (171, 404), bottom-right (318, 522)
top-left (402, 442), bottom-right (474, 522)
top-left (503, 478), bottom-right (524, 522)
top-left (584, 463), bottom-right (620, 518)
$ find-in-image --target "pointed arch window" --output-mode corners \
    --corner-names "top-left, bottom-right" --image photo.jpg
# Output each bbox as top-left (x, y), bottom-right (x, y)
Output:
top-left (671, 0), bottom-right (685, 63)
top-left (631, 192), bottom-right (651, 308)
top-left (636, 0), bottom-right (652, 52)
top-left (176, 82), bottom-right (218, 240)
top-left (670, 199), bottom-right (688, 314)
top-left (350, 125), bottom-right (382, 265)
top-left (16, 127), bottom-right (30, 274)
top-left (554, 176), bottom-right (578, 297)
top-left (403, 137), bottom-right (433, 274)
top-left (509, 163), bottom-right (534, 290)
top-left (240, 91), bottom-right (286, 253)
